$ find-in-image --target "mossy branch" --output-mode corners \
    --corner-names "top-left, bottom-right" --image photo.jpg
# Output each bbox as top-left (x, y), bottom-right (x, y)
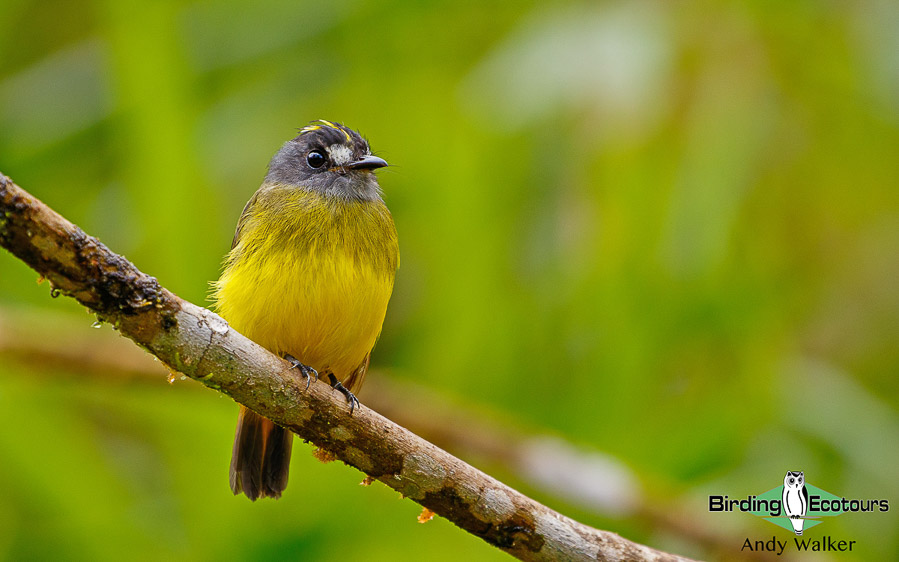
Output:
top-left (0, 173), bottom-right (692, 562)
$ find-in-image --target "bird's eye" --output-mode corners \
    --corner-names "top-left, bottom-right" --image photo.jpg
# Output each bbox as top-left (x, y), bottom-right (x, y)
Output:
top-left (789, 478), bottom-right (795, 484)
top-left (306, 151), bottom-right (326, 169)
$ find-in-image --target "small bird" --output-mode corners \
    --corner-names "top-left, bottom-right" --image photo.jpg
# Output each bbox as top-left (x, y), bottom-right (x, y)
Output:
top-left (782, 470), bottom-right (808, 535)
top-left (213, 120), bottom-right (398, 500)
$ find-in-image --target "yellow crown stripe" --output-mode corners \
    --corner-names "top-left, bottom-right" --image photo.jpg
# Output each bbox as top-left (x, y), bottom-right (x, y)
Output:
top-left (319, 120), bottom-right (352, 142)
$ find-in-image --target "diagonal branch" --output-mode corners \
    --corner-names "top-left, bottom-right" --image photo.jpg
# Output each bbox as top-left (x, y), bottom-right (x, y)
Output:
top-left (0, 312), bottom-right (769, 562)
top-left (0, 173), bottom-right (693, 562)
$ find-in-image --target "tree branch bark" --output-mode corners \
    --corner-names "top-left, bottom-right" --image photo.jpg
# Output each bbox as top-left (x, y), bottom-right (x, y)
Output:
top-left (0, 173), bottom-right (693, 562)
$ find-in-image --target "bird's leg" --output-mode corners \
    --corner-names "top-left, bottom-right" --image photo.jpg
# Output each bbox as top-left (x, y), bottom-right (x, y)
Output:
top-left (283, 353), bottom-right (318, 390)
top-left (327, 374), bottom-right (360, 414)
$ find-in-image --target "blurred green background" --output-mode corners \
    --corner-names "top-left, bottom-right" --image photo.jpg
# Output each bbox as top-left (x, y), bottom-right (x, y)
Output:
top-left (1, 0), bottom-right (897, 560)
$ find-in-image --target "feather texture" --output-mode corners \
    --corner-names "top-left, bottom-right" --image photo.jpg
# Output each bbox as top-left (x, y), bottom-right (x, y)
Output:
top-left (215, 182), bottom-right (398, 500)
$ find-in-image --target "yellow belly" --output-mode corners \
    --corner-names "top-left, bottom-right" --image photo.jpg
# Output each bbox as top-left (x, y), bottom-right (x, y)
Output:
top-left (213, 185), bottom-right (398, 381)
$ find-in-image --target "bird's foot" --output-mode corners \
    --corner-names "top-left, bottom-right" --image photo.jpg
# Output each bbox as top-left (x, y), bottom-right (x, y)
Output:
top-left (283, 353), bottom-right (318, 390)
top-left (328, 373), bottom-right (360, 414)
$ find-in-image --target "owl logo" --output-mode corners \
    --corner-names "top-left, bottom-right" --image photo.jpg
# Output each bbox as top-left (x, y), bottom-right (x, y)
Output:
top-left (782, 471), bottom-right (809, 535)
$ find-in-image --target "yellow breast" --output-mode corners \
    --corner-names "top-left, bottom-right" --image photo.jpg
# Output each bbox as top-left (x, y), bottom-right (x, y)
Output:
top-left (213, 185), bottom-right (398, 380)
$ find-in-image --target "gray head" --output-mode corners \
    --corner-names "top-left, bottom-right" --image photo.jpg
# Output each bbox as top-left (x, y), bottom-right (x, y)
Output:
top-left (265, 120), bottom-right (388, 201)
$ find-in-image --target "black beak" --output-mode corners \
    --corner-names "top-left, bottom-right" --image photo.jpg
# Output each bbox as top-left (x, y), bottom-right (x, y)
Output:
top-left (346, 155), bottom-right (388, 170)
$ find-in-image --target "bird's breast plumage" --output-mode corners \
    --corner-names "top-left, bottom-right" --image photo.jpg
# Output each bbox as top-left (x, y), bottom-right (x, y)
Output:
top-left (213, 184), bottom-right (398, 382)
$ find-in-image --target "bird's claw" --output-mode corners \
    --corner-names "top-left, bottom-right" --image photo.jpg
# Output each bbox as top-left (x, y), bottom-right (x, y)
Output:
top-left (283, 353), bottom-right (318, 390)
top-left (327, 373), bottom-right (360, 414)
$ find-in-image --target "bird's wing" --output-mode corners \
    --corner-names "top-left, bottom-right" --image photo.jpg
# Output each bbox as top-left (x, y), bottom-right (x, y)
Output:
top-left (343, 352), bottom-right (371, 394)
top-left (231, 189), bottom-right (261, 250)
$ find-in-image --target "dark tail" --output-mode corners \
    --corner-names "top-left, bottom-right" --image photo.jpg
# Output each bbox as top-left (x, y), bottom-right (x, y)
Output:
top-left (229, 406), bottom-right (293, 500)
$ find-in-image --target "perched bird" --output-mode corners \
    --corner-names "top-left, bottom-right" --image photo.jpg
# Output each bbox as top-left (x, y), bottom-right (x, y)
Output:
top-left (213, 120), bottom-right (398, 500)
top-left (782, 470), bottom-right (809, 535)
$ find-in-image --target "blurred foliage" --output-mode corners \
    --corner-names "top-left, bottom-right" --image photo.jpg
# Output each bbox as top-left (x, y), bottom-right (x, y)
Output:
top-left (1, 0), bottom-right (898, 560)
